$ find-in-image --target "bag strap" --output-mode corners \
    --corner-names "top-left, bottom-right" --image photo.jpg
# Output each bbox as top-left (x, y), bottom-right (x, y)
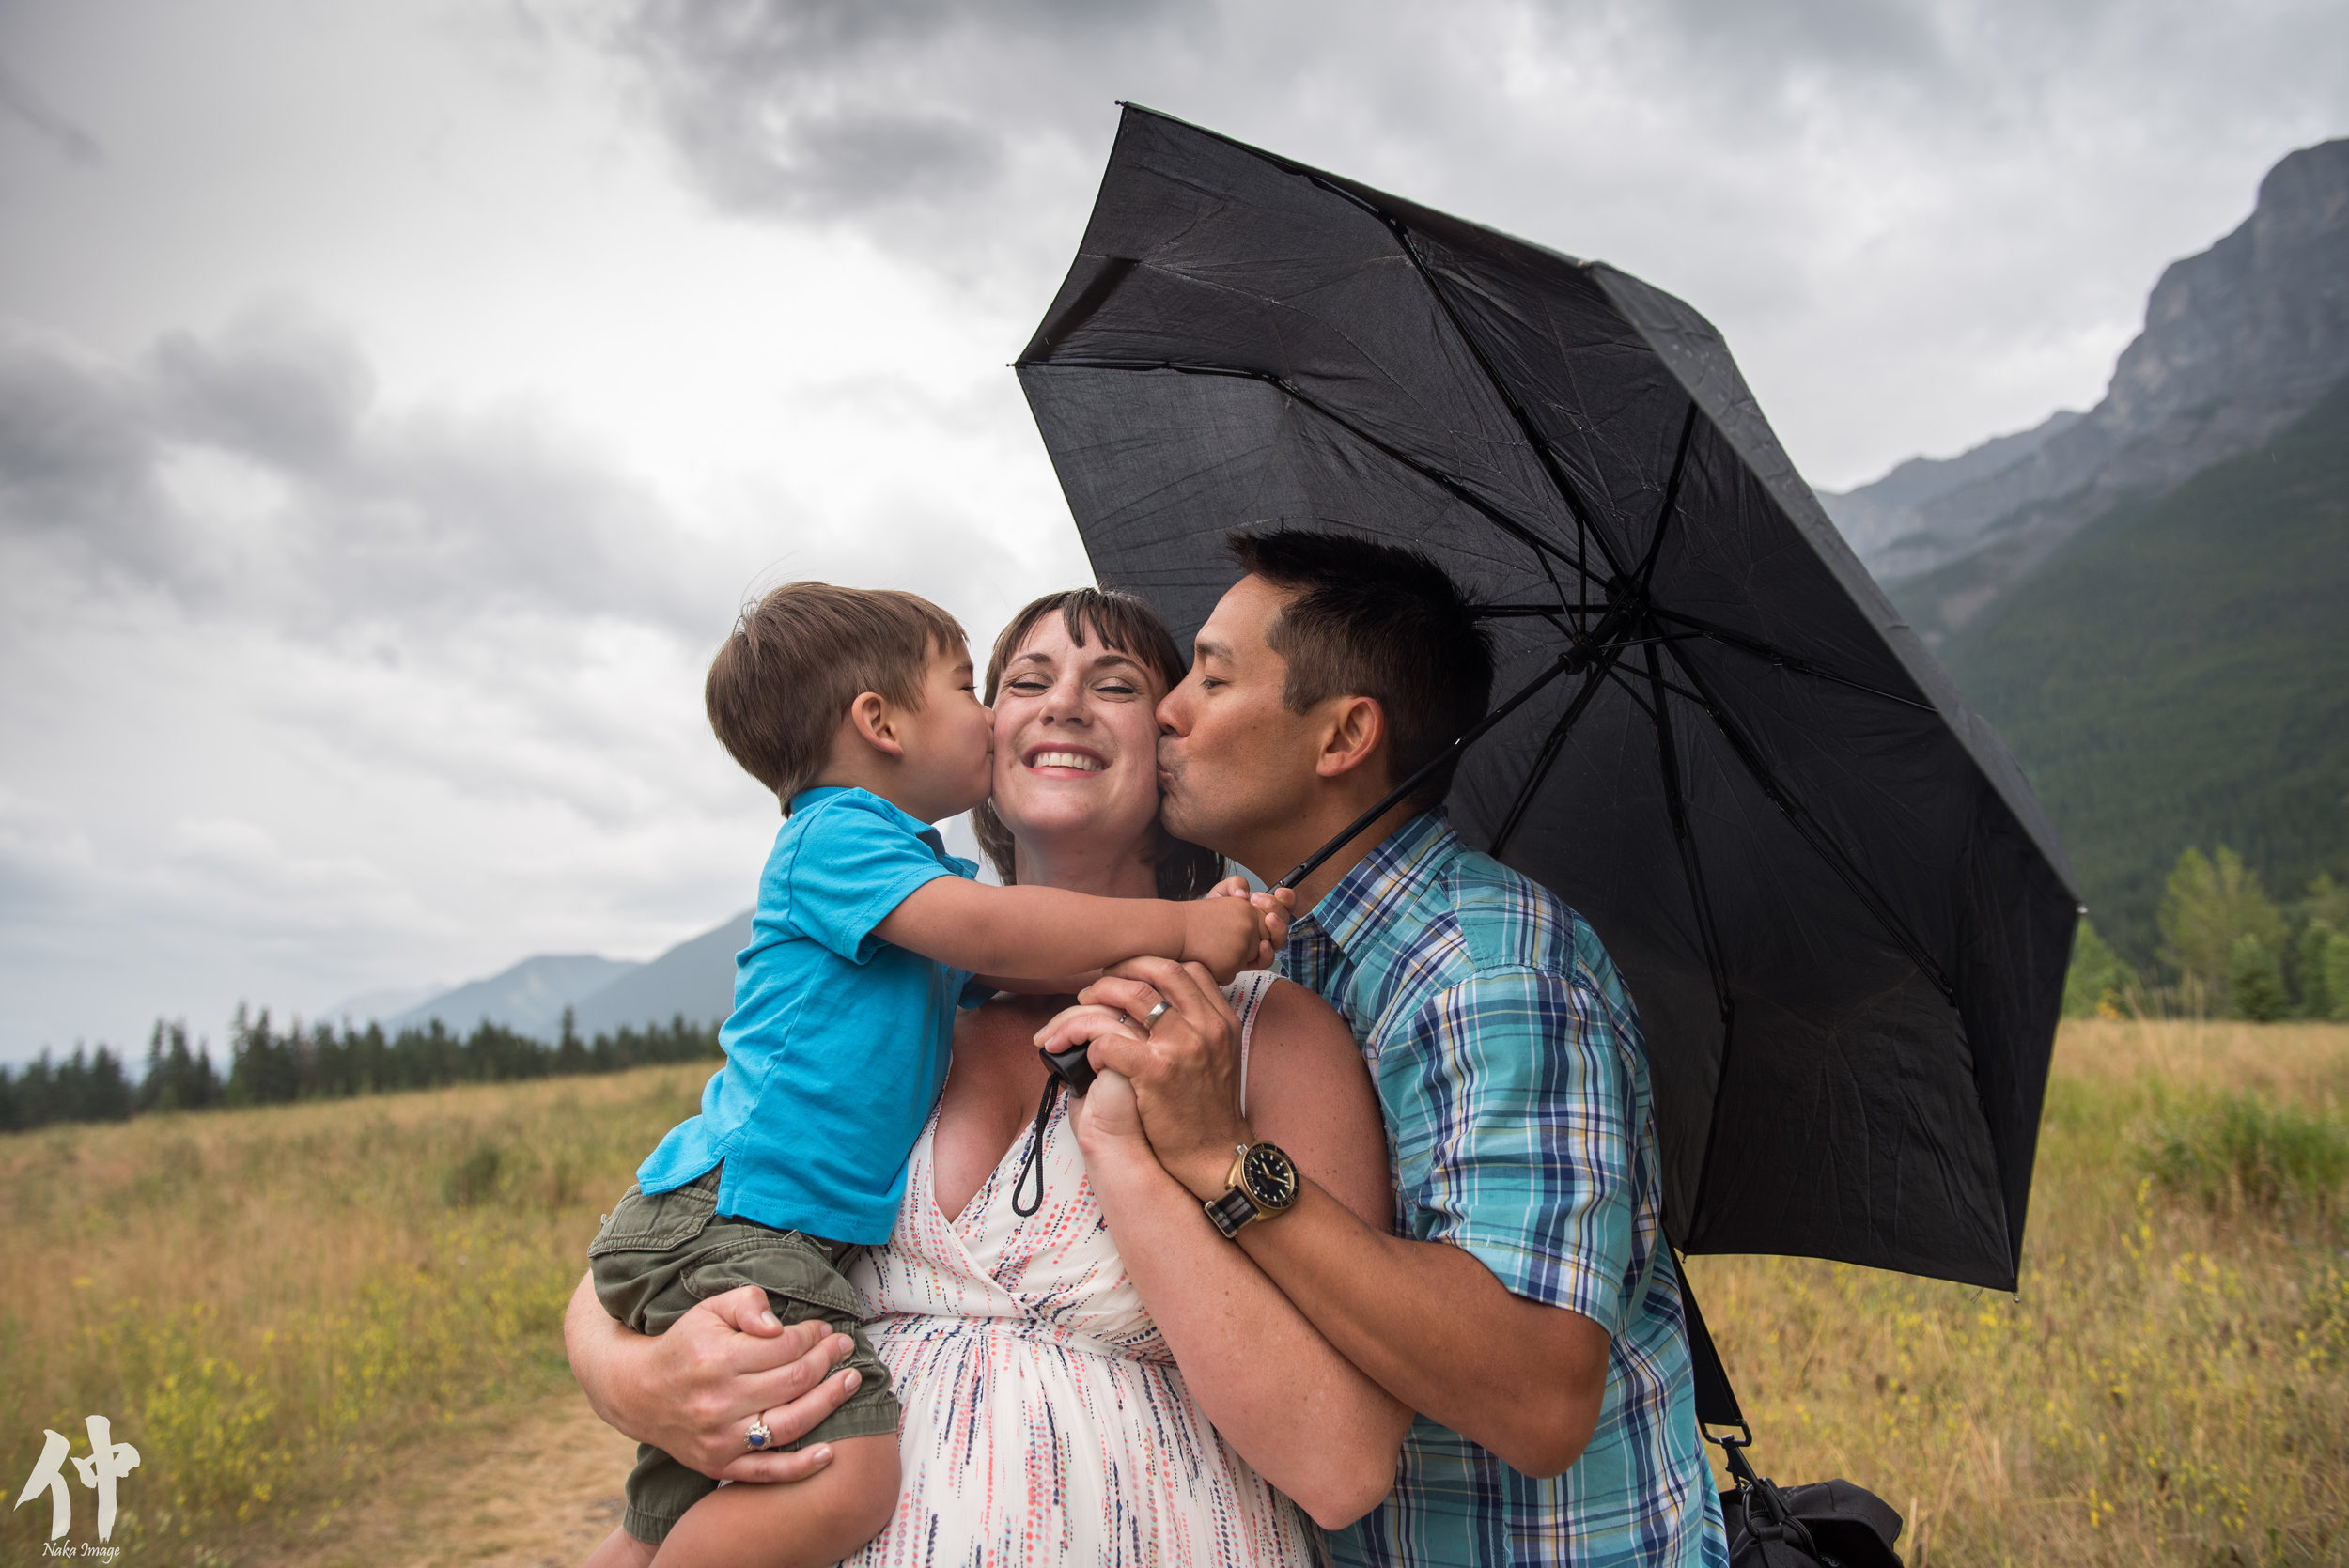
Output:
top-left (1674, 1255), bottom-right (1747, 1435)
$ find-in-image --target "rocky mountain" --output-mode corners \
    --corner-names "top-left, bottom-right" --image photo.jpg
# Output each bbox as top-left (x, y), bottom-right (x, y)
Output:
top-left (1815, 410), bottom-right (2083, 567)
top-left (1818, 136), bottom-right (2349, 644)
top-left (1937, 379), bottom-right (2349, 964)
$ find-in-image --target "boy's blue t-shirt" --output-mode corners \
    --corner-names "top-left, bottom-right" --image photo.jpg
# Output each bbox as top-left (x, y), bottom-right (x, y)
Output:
top-left (636, 785), bottom-right (977, 1244)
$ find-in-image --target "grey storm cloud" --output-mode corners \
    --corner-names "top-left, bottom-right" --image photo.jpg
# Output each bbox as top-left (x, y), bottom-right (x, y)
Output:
top-left (0, 56), bottom-right (102, 165)
top-left (0, 308), bottom-right (718, 639)
top-left (592, 0), bottom-right (2347, 491)
top-left (613, 0), bottom-right (1114, 219)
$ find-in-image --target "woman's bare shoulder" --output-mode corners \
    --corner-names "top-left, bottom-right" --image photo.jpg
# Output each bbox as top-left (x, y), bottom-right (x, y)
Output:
top-left (1249, 976), bottom-right (1359, 1060)
top-left (1245, 977), bottom-right (1392, 1230)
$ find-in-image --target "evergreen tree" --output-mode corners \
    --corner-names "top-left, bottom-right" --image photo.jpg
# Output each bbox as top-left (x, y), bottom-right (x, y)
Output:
top-left (555, 1006), bottom-right (589, 1076)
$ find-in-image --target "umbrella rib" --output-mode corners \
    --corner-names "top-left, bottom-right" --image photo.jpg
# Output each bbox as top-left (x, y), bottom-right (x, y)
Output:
top-left (1186, 143), bottom-right (1632, 580)
top-left (1633, 402), bottom-right (1702, 590)
top-left (1602, 664), bottom-right (1659, 722)
top-left (1650, 609), bottom-right (1934, 711)
top-left (1643, 640), bottom-right (1742, 1238)
top-left (1486, 647), bottom-right (1628, 862)
top-left (1033, 358), bottom-right (1600, 582)
top-left (1642, 642), bottom-right (1735, 1031)
top-left (1326, 190), bottom-right (1632, 582)
top-left (1660, 637), bottom-right (1959, 1005)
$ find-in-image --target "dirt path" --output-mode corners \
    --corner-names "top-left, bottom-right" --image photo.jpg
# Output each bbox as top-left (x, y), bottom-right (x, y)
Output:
top-left (249, 1388), bottom-right (638, 1568)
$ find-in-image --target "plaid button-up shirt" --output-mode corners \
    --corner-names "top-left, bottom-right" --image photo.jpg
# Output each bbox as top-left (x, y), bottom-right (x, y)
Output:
top-left (1290, 811), bottom-right (1725, 1568)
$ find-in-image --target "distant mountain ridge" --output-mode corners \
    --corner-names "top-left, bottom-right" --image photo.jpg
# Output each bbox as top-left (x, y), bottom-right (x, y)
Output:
top-left (1819, 135), bottom-right (2349, 643)
top-left (372, 914), bottom-right (751, 1041)
top-left (350, 817), bottom-right (990, 1045)
top-left (382, 954), bottom-right (642, 1039)
top-left (570, 912), bottom-right (752, 1038)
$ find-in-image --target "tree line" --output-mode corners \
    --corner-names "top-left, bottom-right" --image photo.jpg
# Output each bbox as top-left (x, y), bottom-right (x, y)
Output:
top-left (0, 1007), bottom-right (721, 1134)
top-left (2066, 846), bottom-right (2349, 1021)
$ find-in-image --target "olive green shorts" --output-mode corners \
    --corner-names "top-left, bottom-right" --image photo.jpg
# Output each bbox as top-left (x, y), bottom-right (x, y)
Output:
top-left (588, 1168), bottom-right (898, 1545)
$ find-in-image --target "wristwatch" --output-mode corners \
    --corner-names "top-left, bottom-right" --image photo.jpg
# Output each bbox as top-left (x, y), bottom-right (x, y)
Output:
top-left (1203, 1141), bottom-right (1299, 1237)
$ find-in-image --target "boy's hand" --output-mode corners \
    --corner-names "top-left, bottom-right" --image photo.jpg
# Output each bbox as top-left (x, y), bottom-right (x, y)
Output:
top-left (1180, 894), bottom-right (1273, 983)
top-left (1206, 877), bottom-right (1295, 970)
top-left (1251, 887), bottom-right (1295, 958)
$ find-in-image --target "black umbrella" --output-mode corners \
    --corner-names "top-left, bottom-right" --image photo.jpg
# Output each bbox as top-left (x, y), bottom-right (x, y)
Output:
top-left (1015, 105), bottom-right (2080, 1294)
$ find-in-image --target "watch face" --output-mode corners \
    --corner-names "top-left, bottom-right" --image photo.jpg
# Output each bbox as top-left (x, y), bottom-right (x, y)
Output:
top-left (1241, 1143), bottom-right (1299, 1210)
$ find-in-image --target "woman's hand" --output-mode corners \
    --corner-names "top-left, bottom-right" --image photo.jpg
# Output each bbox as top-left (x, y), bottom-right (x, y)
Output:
top-left (1034, 1002), bottom-right (1153, 1152)
top-left (1069, 1064), bottom-right (1148, 1152)
top-left (1062, 957), bottom-right (1253, 1201)
top-left (562, 1273), bottom-right (863, 1483)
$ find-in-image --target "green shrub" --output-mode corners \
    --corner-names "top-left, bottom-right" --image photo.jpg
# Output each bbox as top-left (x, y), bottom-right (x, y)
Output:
top-left (441, 1141), bottom-right (503, 1207)
top-left (2226, 932), bottom-right (2289, 1021)
top-left (2061, 917), bottom-right (2130, 1017)
top-left (2303, 919), bottom-right (2349, 1021)
top-left (2137, 1091), bottom-right (2349, 1219)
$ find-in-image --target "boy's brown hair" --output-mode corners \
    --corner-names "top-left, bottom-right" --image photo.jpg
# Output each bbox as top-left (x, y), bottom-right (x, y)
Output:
top-left (706, 582), bottom-right (966, 805)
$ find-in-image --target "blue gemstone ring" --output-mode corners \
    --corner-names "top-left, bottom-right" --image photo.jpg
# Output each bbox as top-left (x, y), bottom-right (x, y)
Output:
top-left (745, 1413), bottom-right (773, 1452)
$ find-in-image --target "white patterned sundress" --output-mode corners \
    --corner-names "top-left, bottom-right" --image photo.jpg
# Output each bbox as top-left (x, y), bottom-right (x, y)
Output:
top-left (838, 969), bottom-right (1313, 1568)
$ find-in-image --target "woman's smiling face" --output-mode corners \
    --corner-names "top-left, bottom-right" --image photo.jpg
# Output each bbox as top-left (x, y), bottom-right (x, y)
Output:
top-left (988, 613), bottom-right (1166, 862)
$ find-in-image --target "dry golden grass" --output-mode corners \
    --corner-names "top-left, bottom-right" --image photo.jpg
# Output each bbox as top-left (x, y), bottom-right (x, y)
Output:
top-left (0, 1064), bottom-right (716, 1563)
top-left (4, 1024), bottom-right (2344, 1566)
top-left (1688, 1018), bottom-right (2349, 1567)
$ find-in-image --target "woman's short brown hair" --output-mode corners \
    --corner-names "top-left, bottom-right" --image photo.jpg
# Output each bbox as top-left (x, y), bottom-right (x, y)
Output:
top-left (706, 582), bottom-right (965, 807)
top-left (972, 589), bottom-right (1224, 900)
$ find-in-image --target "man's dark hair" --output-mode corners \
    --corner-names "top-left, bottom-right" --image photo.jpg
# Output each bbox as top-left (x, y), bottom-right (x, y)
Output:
top-left (1227, 529), bottom-right (1494, 810)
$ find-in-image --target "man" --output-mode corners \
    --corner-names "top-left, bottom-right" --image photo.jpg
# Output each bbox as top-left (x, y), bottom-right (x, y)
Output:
top-left (1080, 530), bottom-right (1723, 1567)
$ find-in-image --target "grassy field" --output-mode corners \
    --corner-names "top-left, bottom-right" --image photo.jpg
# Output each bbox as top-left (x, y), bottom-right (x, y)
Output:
top-left (0, 1064), bottom-right (714, 1565)
top-left (1688, 1019), bottom-right (2349, 1567)
top-left (2, 1023), bottom-right (2344, 1565)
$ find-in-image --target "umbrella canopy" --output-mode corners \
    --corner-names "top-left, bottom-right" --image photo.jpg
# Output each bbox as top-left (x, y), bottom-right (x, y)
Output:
top-left (1016, 105), bottom-right (2080, 1293)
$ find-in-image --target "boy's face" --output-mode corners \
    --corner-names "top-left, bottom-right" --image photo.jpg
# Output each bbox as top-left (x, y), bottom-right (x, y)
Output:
top-left (893, 640), bottom-right (995, 822)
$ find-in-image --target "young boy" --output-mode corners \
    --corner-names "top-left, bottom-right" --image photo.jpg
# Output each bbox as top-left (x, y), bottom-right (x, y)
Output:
top-left (585, 582), bottom-right (1275, 1568)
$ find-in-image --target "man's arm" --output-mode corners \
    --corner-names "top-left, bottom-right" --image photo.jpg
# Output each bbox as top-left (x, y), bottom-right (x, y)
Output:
top-left (1210, 1178), bottom-right (1608, 1477)
top-left (1066, 959), bottom-right (1623, 1478)
top-left (562, 1274), bottom-right (864, 1483)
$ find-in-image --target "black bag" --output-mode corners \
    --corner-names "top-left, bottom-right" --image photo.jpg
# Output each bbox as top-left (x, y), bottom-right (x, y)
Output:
top-left (1682, 1270), bottom-right (1906, 1568)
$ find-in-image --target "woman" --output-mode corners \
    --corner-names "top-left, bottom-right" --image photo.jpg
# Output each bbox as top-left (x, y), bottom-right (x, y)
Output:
top-left (567, 589), bottom-right (1409, 1566)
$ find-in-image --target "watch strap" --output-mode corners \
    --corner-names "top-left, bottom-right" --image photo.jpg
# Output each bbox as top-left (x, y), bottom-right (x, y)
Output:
top-left (1204, 1187), bottom-right (1258, 1238)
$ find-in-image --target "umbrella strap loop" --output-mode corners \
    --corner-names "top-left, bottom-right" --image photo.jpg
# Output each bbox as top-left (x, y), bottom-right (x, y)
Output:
top-left (1009, 1073), bottom-right (1061, 1218)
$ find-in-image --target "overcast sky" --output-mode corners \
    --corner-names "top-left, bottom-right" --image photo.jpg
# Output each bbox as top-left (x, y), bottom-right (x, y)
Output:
top-left (3, 0), bottom-right (2343, 1063)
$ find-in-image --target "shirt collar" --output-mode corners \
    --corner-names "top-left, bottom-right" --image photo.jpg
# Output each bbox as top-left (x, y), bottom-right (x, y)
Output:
top-left (787, 785), bottom-right (948, 854)
top-left (1297, 808), bottom-right (1457, 961)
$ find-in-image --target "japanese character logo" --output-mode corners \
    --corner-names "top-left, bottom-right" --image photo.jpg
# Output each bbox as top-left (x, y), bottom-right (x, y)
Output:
top-left (13, 1415), bottom-right (141, 1545)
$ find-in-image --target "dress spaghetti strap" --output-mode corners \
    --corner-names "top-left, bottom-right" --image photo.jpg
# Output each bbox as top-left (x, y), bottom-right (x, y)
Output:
top-left (1227, 968), bottom-right (1279, 1119)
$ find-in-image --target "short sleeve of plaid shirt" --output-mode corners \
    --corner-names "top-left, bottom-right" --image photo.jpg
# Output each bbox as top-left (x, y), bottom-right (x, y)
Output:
top-left (1400, 966), bottom-right (1638, 1336)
